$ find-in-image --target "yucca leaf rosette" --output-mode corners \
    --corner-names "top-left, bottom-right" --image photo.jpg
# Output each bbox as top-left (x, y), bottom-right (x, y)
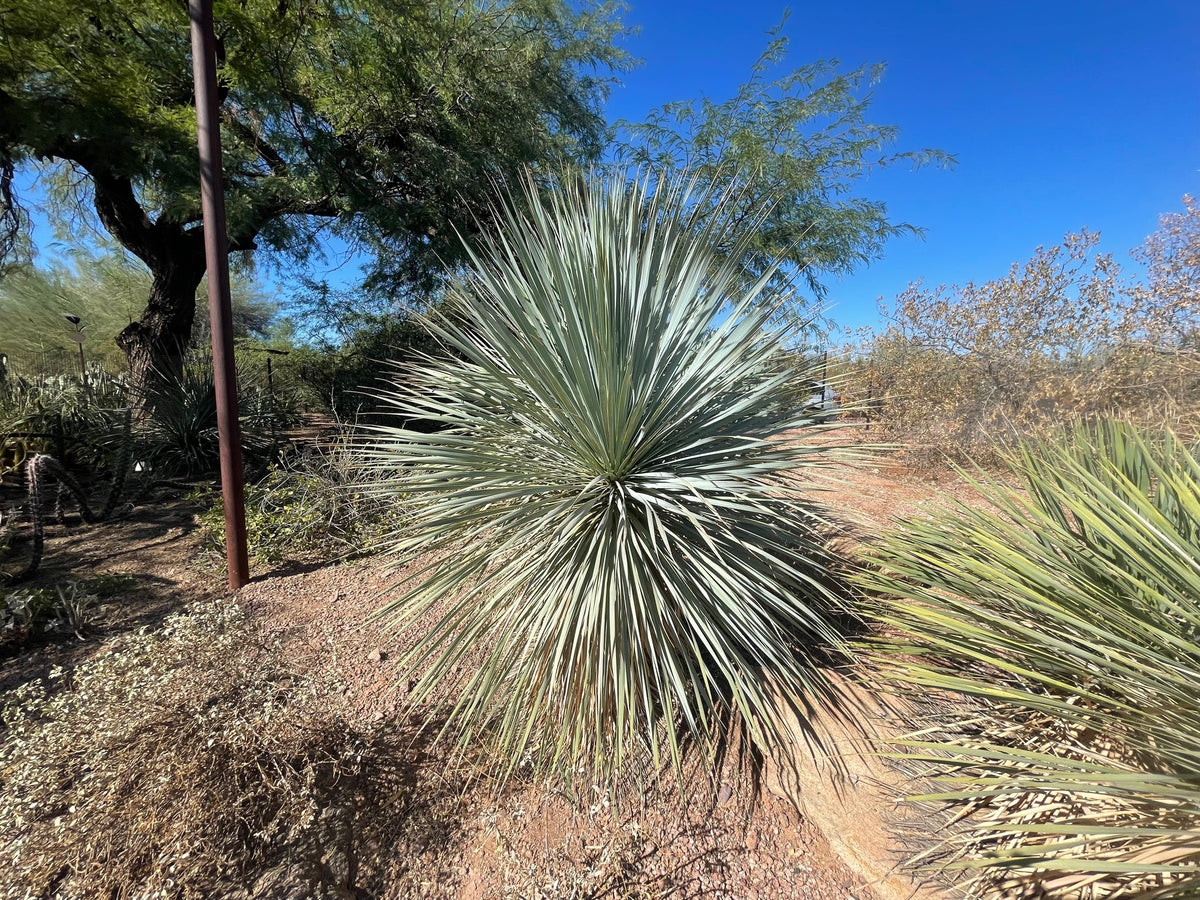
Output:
top-left (862, 421), bottom-right (1200, 898)
top-left (364, 171), bottom-right (854, 782)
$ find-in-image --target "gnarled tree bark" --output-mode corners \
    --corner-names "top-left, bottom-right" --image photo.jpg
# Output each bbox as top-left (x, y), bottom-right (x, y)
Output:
top-left (115, 253), bottom-right (207, 406)
top-left (90, 170), bottom-right (209, 408)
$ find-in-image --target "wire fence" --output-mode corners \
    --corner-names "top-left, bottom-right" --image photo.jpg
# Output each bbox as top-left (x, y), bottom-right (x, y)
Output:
top-left (1, 345), bottom-right (286, 411)
top-left (0, 347), bottom-right (131, 384)
top-left (0, 347), bottom-right (79, 380)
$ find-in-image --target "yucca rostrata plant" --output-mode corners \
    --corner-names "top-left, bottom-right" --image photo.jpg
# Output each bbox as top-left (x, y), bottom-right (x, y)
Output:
top-left (860, 420), bottom-right (1200, 898)
top-left (363, 170), bottom-right (856, 784)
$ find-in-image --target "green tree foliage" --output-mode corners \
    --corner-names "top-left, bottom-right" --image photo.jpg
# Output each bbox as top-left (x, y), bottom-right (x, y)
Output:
top-left (0, 0), bottom-right (630, 392)
top-left (280, 313), bottom-right (445, 418)
top-left (364, 170), bottom-right (856, 785)
top-left (613, 20), bottom-right (952, 303)
top-left (860, 421), bottom-right (1200, 898)
top-left (0, 247), bottom-right (277, 375)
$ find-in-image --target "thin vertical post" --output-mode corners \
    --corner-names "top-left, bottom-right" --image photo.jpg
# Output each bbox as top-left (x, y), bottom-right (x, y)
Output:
top-left (821, 349), bottom-right (829, 405)
top-left (189, 0), bottom-right (250, 589)
top-left (77, 342), bottom-right (90, 404)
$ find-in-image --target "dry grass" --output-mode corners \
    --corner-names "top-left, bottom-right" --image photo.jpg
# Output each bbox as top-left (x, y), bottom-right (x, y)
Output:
top-left (0, 601), bottom-right (365, 898)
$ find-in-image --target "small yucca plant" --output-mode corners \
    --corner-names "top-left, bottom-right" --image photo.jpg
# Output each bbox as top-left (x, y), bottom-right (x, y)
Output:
top-left (860, 420), bottom-right (1200, 898)
top-left (138, 359), bottom-right (277, 477)
top-left (364, 170), bottom-right (856, 784)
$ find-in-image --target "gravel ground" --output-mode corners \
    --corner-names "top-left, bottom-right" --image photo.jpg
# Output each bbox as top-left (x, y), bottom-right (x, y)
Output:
top-left (237, 558), bottom-right (879, 900)
top-left (3, 438), bottom-right (956, 899)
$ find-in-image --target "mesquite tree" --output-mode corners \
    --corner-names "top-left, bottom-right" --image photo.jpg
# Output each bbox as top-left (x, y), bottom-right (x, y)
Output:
top-left (0, 0), bottom-right (629, 396)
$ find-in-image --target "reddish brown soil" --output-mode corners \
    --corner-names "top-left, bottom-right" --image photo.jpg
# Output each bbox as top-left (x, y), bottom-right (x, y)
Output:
top-left (1, 444), bottom-right (956, 899)
top-left (241, 559), bottom-right (875, 900)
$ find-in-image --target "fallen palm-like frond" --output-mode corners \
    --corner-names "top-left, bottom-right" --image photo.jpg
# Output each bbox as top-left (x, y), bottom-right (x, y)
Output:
top-left (362, 169), bottom-right (858, 785)
top-left (861, 420), bottom-right (1200, 898)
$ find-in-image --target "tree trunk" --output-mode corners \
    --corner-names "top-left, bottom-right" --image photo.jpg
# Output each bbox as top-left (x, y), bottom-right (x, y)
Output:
top-left (116, 253), bottom-right (206, 412)
top-left (84, 171), bottom-right (213, 412)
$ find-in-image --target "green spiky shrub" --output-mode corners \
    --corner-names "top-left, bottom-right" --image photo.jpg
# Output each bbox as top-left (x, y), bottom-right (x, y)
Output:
top-left (137, 358), bottom-right (279, 477)
top-left (860, 420), bottom-right (1200, 898)
top-left (363, 170), bottom-right (857, 784)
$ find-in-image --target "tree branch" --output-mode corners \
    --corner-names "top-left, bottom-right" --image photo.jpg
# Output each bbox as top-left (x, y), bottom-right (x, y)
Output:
top-left (88, 171), bottom-right (162, 267)
top-left (223, 111), bottom-right (290, 177)
top-left (0, 149), bottom-right (26, 271)
top-left (80, 157), bottom-right (204, 270)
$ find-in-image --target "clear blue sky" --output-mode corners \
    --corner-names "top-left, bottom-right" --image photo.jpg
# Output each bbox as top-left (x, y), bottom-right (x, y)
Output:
top-left (604, 0), bottom-right (1200, 334)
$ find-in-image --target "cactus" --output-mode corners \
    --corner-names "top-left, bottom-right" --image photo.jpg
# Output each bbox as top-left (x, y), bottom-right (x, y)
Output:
top-left (98, 409), bottom-right (134, 520)
top-left (53, 483), bottom-right (66, 525)
top-left (17, 453), bottom-right (45, 582)
top-left (7, 411), bottom-right (145, 582)
top-left (12, 454), bottom-right (91, 582)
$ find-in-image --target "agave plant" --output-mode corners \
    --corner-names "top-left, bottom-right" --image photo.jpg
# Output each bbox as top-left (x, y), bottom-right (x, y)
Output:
top-left (363, 170), bottom-right (856, 783)
top-left (860, 420), bottom-right (1200, 898)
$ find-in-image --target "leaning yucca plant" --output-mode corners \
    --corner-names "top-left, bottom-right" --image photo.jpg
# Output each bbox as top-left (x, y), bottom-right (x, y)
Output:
top-left (363, 170), bottom-right (857, 784)
top-left (860, 420), bottom-right (1200, 898)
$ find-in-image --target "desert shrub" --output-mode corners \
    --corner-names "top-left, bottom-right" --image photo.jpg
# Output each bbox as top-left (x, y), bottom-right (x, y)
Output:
top-left (0, 586), bottom-right (54, 640)
top-left (0, 367), bottom-right (131, 478)
top-left (0, 581), bottom-right (100, 644)
top-left (0, 357), bottom-right (293, 486)
top-left (238, 378), bottom-right (303, 434)
top-left (50, 580), bottom-right (97, 638)
top-left (364, 170), bottom-right (856, 785)
top-left (198, 434), bottom-right (402, 564)
top-left (137, 358), bottom-right (287, 478)
top-left (859, 420), bottom-right (1200, 898)
top-left (286, 315), bottom-right (451, 420)
top-left (846, 209), bottom-right (1200, 463)
top-left (231, 341), bottom-right (306, 426)
top-left (0, 601), bottom-right (362, 898)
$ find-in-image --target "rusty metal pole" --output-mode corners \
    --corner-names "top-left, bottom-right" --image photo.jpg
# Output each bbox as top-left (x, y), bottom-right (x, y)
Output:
top-left (189, 0), bottom-right (250, 589)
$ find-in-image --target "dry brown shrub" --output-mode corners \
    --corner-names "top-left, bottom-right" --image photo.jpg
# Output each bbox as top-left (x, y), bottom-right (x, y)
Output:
top-left (842, 203), bottom-right (1200, 465)
top-left (0, 602), bottom-right (364, 898)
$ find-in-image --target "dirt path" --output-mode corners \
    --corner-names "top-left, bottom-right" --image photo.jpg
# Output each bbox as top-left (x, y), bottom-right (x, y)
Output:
top-left (0, 494), bottom-right (220, 694)
top-left (241, 559), bottom-right (874, 900)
